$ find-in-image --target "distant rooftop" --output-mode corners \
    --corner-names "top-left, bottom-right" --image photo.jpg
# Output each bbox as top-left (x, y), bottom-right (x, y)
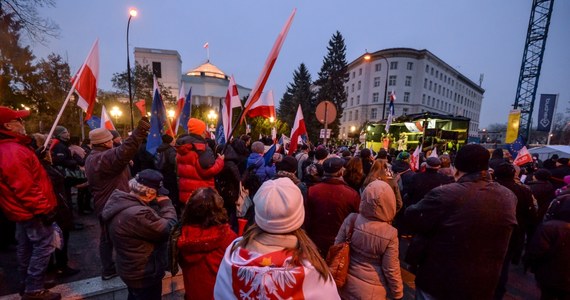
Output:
top-left (186, 60), bottom-right (227, 79)
top-left (134, 47), bottom-right (181, 59)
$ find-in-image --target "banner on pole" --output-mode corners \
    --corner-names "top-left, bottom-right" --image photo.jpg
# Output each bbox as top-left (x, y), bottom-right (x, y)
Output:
top-left (536, 94), bottom-right (558, 132)
top-left (506, 110), bottom-right (521, 143)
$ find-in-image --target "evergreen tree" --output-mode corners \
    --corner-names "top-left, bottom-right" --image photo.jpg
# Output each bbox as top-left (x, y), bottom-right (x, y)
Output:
top-left (314, 31), bottom-right (349, 139)
top-left (277, 63), bottom-right (318, 141)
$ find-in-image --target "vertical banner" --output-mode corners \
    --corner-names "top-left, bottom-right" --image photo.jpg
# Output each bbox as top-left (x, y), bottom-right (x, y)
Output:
top-left (506, 109), bottom-right (521, 143)
top-left (536, 94), bottom-right (558, 132)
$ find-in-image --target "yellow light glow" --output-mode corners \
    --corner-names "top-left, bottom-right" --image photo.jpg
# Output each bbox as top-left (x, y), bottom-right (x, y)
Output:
top-left (350, 126), bottom-right (356, 132)
top-left (168, 109), bottom-right (175, 119)
top-left (129, 8), bottom-right (138, 17)
top-left (269, 116), bottom-right (275, 123)
top-left (364, 54), bottom-right (371, 61)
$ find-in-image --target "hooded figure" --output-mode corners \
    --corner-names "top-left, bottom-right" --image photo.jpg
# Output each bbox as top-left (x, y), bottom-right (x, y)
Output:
top-left (334, 180), bottom-right (404, 299)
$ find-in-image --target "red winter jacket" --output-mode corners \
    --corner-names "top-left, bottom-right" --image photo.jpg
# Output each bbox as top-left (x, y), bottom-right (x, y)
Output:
top-left (176, 135), bottom-right (224, 203)
top-left (0, 130), bottom-right (58, 221)
top-left (177, 224), bottom-right (237, 300)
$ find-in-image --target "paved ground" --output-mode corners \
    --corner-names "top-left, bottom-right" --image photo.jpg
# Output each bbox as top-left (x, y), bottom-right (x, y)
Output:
top-left (0, 207), bottom-right (541, 299)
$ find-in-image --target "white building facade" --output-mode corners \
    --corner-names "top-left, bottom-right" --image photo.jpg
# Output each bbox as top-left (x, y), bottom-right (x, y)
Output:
top-left (340, 48), bottom-right (484, 139)
top-left (134, 47), bottom-right (182, 96)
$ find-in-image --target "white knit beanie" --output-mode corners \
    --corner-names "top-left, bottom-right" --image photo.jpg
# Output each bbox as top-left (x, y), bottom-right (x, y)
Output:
top-left (253, 177), bottom-right (305, 234)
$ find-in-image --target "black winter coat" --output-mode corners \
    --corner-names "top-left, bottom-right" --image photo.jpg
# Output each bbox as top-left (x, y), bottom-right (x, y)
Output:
top-left (407, 169), bottom-right (454, 206)
top-left (405, 172), bottom-right (517, 300)
top-left (526, 180), bottom-right (556, 222)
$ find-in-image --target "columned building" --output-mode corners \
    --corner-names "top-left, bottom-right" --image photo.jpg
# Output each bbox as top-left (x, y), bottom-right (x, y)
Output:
top-left (340, 48), bottom-right (484, 139)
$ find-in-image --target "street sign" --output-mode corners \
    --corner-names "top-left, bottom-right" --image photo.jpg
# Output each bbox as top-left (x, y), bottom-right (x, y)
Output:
top-left (315, 101), bottom-right (337, 125)
top-left (320, 129), bottom-right (332, 138)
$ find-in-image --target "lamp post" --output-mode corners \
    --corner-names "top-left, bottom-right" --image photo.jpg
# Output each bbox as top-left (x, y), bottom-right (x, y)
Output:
top-left (126, 8), bottom-right (138, 131)
top-left (110, 106), bottom-right (123, 125)
top-left (207, 109), bottom-right (218, 136)
top-left (167, 109), bottom-right (175, 122)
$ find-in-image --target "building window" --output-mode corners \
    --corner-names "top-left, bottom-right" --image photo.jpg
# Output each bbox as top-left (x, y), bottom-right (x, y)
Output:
top-left (425, 65), bottom-right (429, 73)
top-left (424, 78), bottom-right (427, 88)
top-left (350, 97), bottom-right (353, 106)
top-left (374, 77), bottom-right (381, 87)
top-left (375, 63), bottom-right (381, 72)
top-left (390, 61), bottom-right (398, 70)
top-left (352, 72), bottom-right (355, 79)
top-left (351, 84), bottom-right (354, 92)
top-left (435, 70), bottom-right (439, 78)
top-left (429, 81), bottom-right (432, 90)
top-left (152, 62), bottom-right (162, 78)
top-left (404, 92), bottom-right (410, 103)
top-left (359, 68), bottom-right (362, 76)
top-left (388, 75), bottom-right (396, 86)
top-left (370, 108), bottom-right (378, 120)
top-left (373, 92), bottom-right (379, 103)
top-left (428, 96), bottom-right (431, 105)
top-left (402, 108), bottom-right (409, 115)
top-left (407, 62), bottom-right (414, 70)
top-left (422, 94), bottom-right (426, 104)
top-left (431, 67), bottom-right (434, 75)
top-left (358, 81), bottom-right (361, 90)
top-left (354, 110), bottom-right (359, 121)
top-left (357, 95), bottom-right (360, 105)
top-left (349, 111), bottom-right (352, 121)
top-left (405, 76), bottom-right (412, 86)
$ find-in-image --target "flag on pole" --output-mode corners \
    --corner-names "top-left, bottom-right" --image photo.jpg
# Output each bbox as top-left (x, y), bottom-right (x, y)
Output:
top-left (411, 144), bottom-right (422, 171)
top-left (429, 146), bottom-right (438, 158)
top-left (247, 90), bottom-right (276, 119)
top-left (222, 75), bottom-right (242, 141)
top-left (289, 105), bottom-right (306, 154)
top-left (179, 88), bottom-right (192, 133)
top-left (86, 116), bottom-right (101, 130)
top-left (135, 99), bottom-right (146, 116)
top-left (385, 90), bottom-right (396, 133)
top-left (507, 136), bottom-right (525, 159)
top-left (146, 76), bottom-right (173, 156)
top-left (240, 9), bottom-right (296, 123)
top-left (513, 146), bottom-right (533, 166)
top-left (264, 143), bottom-right (276, 166)
top-left (171, 85), bottom-right (187, 134)
top-left (203, 42), bottom-right (209, 48)
top-left (216, 100), bottom-right (226, 145)
top-left (100, 105), bottom-right (115, 130)
top-left (72, 39), bottom-right (99, 121)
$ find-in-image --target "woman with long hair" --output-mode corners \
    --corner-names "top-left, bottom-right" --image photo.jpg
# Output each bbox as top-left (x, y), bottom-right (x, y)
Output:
top-left (214, 178), bottom-right (340, 299)
top-left (343, 157), bottom-right (364, 192)
top-left (362, 159), bottom-right (403, 211)
top-left (176, 188), bottom-right (237, 300)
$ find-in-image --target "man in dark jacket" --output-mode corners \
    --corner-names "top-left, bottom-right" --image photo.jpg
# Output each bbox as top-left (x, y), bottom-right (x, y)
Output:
top-left (405, 144), bottom-right (517, 300)
top-left (489, 148), bottom-right (508, 172)
top-left (550, 157), bottom-right (570, 189)
top-left (155, 134), bottom-right (179, 215)
top-left (0, 107), bottom-right (61, 300)
top-left (85, 118), bottom-right (150, 280)
top-left (407, 157), bottom-right (454, 206)
top-left (526, 193), bottom-right (570, 299)
top-left (305, 157), bottom-right (360, 257)
top-left (526, 169), bottom-right (556, 224)
top-left (493, 162), bottom-right (538, 299)
top-left (102, 169), bottom-right (176, 300)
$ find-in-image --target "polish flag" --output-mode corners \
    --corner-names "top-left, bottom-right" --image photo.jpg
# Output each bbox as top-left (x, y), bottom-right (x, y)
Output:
top-left (135, 99), bottom-right (146, 116)
top-left (513, 146), bottom-right (533, 166)
top-left (411, 144), bottom-right (422, 171)
top-left (222, 75), bottom-right (242, 141)
top-left (203, 42), bottom-right (209, 48)
top-left (72, 39), bottom-right (99, 121)
top-left (241, 9), bottom-right (296, 123)
top-left (247, 90), bottom-right (276, 119)
top-left (100, 105), bottom-right (115, 130)
top-left (429, 147), bottom-right (438, 158)
top-left (288, 105), bottom-right (306, 154)
top-left (171, 85), bottom-right (186, 134)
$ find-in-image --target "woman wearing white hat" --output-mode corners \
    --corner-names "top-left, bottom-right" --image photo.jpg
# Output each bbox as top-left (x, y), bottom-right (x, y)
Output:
top-left (214, 177), bottom-right (340, 299)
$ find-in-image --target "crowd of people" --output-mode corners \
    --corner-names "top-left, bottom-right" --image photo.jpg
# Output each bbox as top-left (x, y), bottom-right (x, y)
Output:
top-left (1, 105), bottom-right (569, 300)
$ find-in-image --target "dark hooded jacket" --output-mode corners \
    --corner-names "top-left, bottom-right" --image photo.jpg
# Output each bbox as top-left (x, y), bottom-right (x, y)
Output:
top-left (101, 190), bottom-right (177, 288)
top-left (156, 142), bottom-right (179, 205)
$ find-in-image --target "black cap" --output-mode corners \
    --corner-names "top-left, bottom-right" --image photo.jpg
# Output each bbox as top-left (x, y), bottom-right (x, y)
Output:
top-left (315, 148), bottom-right (329, 160)
top-left (276, 156), bottom-right (298, 173)
top-left (426, 157), bottom-right (442, 168)
top-left (135, 169), bottom-right (169, 195)
top-left (323, 157), bottom-right (345, 174)
top-left (454, 144), bottom-right (490, 173)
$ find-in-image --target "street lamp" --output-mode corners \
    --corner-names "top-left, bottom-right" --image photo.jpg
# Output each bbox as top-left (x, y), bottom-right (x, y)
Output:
top-left (110, 106), bottom-right (123, 124)
top-left (127, 8), bottom-right (138, 131)
top-left (167, 109), bottom-right (175, 121)
top-left (207, 109), bottom-right (218, 135)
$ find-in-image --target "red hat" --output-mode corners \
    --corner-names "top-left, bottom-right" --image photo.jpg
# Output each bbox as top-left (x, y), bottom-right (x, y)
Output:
top-left (187, 118), bottom-right (207, 135)
top-left (0, 106), bottom-right (31, 124)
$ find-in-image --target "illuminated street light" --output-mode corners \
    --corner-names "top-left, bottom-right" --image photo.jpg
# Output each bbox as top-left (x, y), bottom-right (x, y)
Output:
top-left (167, 109), bottom-right (175, 121)
top-left (350, 126), bottom-right (356, 133)
top-left (127, 7), bottom-right (138, 130)
top-left (110, 106), bottom-right (123, 124)
top-left (269, 116), bottom-right (275, 123)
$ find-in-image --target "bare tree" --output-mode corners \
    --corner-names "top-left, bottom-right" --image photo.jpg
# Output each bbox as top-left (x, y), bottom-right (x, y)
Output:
top-left (0, 0), bottom-right (59, 43)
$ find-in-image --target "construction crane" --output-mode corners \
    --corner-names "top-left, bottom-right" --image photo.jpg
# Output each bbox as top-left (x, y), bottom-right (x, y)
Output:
top-left (513, 0), bottom-right (555, 142)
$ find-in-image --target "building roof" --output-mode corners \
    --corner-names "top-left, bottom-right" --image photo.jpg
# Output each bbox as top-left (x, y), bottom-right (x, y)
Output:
top-left (186, 60), bottom-right (227, 79)
top-left (134, 47), bottom-right (181, 60)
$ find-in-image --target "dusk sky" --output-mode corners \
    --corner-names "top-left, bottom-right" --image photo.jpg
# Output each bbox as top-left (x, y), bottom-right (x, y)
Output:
top-left (32, 0), bottom-right (570, 128)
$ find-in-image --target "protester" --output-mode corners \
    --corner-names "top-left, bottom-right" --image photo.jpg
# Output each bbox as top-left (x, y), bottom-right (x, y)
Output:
top-left (246, 141), bottom-right (276, 183)
top-left (84, 118), bottom-right (150, 280)
top-left (303, 147), bottom-right (328, 186)
top-left (68, 136), bottom-right (92, 215)
top-left (437, 154), bottom-right (455, 178)
top-left (175, 188), bottom-right (237, 300)
top-left (273, 155), bottom-right (307, 200)
top-left (406, 157), bottom-right (454, 207)
top-left (391, 151), bottom-right (414, 194)
top-left (405, 144), bottom-right (517, 299)
top-left (489, 148), bottom-right (508, 172)
top-left (101, 169), bottom-right (176, 300)
top-left (550, 158), bottom-right (570, 189)
top-left (493, 162), bottom-right (538, 299)
top-left (362, 159), bottom-right (403, 211)
top-left (176, 118), bottom-right (224, 204)
top-left (525, 168), bottom-right (555, 224)
top-left (525, 194), bottom-right (570, 300)
top-left (306, 157), bottom-right (360, 257)
top-left (335, 180), bottom-right (403, 299)
top-left (155, 134), bottom-right (180, 215)
top-left (0, 106), bottom-right (61, 300)
top-left (295, 144), bottom-right (310, 180)
top-left (360, 148), bottom-right (374, 176)
top-left (214, 178), bottom-right (340, 299)
top-left (214, 140), bottom-right (246, 232)
top-left (109, 130), bottom-right (122, 147)
top-left (343, 157), bottom-right (364, 192)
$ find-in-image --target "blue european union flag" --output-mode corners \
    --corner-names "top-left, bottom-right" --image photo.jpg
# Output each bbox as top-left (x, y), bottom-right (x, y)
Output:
top-left (264, 143), bottom-right (276, 166)
top-left (86, 116), bottom-right (101, 130)
top-left (179, 87), bottom-right (192, 133)
top-left (507, 136), bottom-right (525, 158)
top-left (215, 101), bottom-right (225, 145)
top-left (146, 78), bottom-right (169, 156)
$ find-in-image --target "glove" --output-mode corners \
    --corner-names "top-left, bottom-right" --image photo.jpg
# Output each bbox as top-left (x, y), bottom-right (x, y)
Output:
top-left (137, 117), bottom-right (151, 132)
top-left (39, 210), bottom-right (57, 226)
top-left (35, 146), bottom-right (48, 160)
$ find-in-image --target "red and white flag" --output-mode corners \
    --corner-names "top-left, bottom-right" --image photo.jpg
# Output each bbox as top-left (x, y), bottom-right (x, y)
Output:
top-left (72, 39), bottom-right (99, 120)
top-left (411, 144), bottom-right (422, 171)
top-left (429, 147), bottom-right (438, 158)
top-left (135, 99), bottom-right (146, 116)
top-left (247, 90), bottom-right (276, 119)
top-left (100, 105), bottom-right (115, 130)
top-left (222, 75), bottom-right (242, 141)
top-left (288, 105), bottom-right (306, 154)
top-left (203, 42), bottom-right (209, 48)
top-left (240, 9), bottom-right (296, 123)
top-left (171, 85), bottom-right (186, 134)
top-left (513, 146), bottom-right (533, 166)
